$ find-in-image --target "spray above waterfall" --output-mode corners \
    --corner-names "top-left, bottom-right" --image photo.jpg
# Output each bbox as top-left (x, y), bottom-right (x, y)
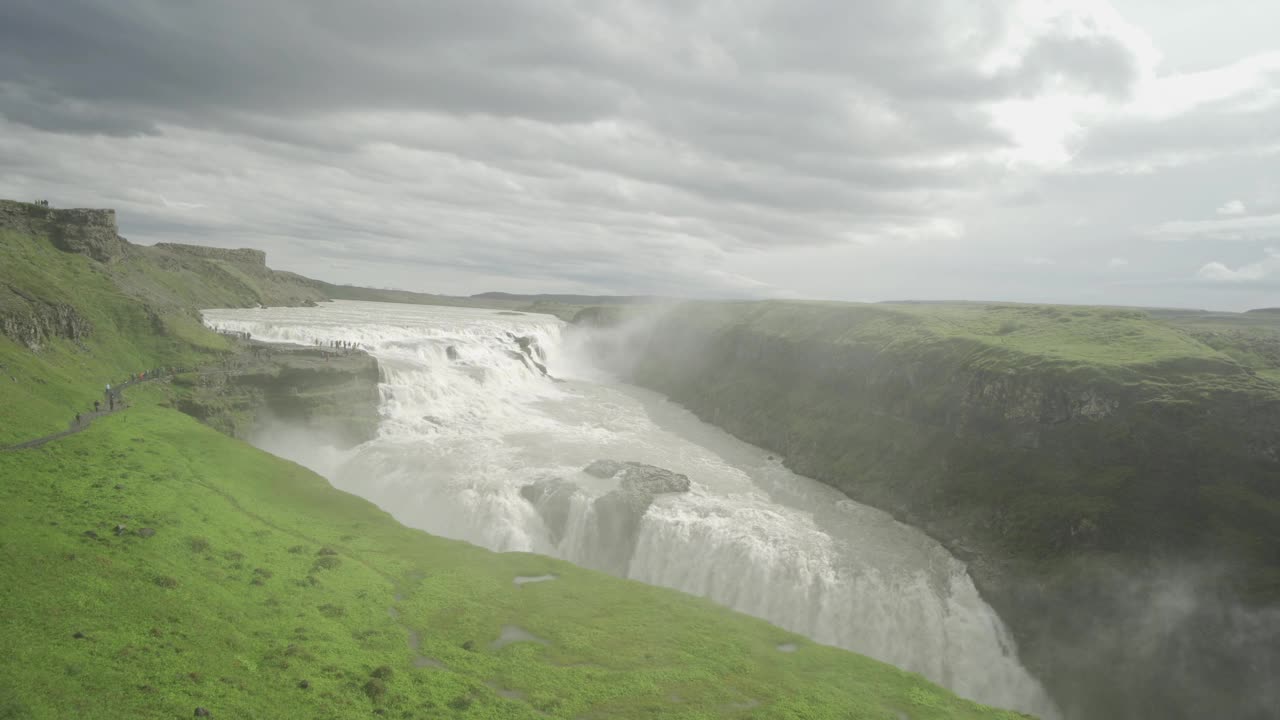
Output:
top-left (202, 300), bottom-right (1060, 718)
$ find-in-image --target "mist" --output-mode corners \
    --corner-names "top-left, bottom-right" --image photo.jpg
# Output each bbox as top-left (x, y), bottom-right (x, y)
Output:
top-left (208, 301), bottom-right (1061, 717)
top-left (205, 298), bottom-right (1280, 720)
top-left (563, 302), bottom-right (1280, 720)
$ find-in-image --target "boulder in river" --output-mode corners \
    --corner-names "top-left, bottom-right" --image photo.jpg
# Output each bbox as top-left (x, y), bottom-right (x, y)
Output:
top-left (519, 478), bottom-right (576, 545)
top-left (505, 349), bottom-right (548, 376)
top-left (514, 335), bottom-right (546, 362)
top-left (583, 459), bottom-right (624, 478)
top-left (584, 460), bottom-right (691, 494)
top-left (519, 460), bottom-right (691, 575)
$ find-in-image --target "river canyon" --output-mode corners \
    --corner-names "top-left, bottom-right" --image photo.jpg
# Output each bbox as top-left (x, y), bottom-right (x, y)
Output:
top-left (203, 300), bottom-right (1060, 718)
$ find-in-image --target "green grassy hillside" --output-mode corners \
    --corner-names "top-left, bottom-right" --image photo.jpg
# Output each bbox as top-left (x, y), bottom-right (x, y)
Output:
top-left (1, 400), bottom-right (1029, 719)
top-left (0, 205), bottom-right (1028, 718)
top-left (0, 225), bottom-right (228, 445)
top-left (607, 299), bottom-right (1280, 720)
top-left (621, 300), bottom-right (1280, 569)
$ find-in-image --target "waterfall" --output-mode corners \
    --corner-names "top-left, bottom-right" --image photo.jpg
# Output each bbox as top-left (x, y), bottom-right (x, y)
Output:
top-left (203, 300), bottom-right (1060, 718)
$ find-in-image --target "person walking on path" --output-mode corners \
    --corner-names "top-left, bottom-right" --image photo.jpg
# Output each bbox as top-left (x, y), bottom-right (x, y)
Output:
top-left (94, 400), bottom-right (100, 413)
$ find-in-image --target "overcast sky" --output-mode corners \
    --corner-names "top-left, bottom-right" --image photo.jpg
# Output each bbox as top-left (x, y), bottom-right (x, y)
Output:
top-left (2, 1), bottom-right (1277, 310)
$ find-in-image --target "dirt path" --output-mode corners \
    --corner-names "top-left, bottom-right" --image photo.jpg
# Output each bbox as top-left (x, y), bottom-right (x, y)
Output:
top-left (2, 374), bottom-right (170, 451)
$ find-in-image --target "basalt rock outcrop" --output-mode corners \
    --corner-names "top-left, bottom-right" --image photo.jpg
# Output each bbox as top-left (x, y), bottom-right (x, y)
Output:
top-left (177, 343), bottom-right (380, 448)
top-left (520, 461), bottom-right (691, 573)
top-left (1, 199), bottom-right (327, 311)
top-left (1, 200), bottom-right (127, 263)
top-left (0, 284), bottom-right (93, 349)
top-left (507, 333), bottom-right (548, 376)
top-left (152, 243), bottom-right (267, 267)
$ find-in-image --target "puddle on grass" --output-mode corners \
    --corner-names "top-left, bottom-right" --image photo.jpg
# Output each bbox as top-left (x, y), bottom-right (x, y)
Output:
top-left (413, 654), bottom-right (445, 668)
top-left (405, 628), bottom-right (446, 668)
top-left (514, 574), bottom-right (557, 586)
top-left (492, 625), bottom-right (549, 650)
top-left (777, 643), bottom-right (799, 653)
top-left (487, 681), bottom-right (528, 700)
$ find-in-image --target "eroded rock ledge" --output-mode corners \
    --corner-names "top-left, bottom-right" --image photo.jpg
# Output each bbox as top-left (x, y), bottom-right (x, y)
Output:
top-left (520, 460), bottom-right (690, 574)
top-left (176, 341), bottom-right (380, 448)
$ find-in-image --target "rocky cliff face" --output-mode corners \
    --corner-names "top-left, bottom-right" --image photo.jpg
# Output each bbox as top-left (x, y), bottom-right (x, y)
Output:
top-left (593, 301), bottom-right (1280, 720)
top-left (177, 344), bottom-right (380, 448)
top-left (152, 243), bottom-right (267, 266)
top-left (0, 288), bottom-right (92, 350)
top-left (1, 200), bottom-right (126, 263)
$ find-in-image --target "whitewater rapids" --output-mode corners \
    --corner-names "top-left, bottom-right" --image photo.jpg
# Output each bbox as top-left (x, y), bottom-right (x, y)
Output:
top-left (203, 300), bottom-right (1059, 717)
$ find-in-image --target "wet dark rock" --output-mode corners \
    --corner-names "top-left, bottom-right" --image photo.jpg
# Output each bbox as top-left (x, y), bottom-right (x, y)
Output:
top-left (514, 335), bottom-right (546, 362)
top-left (136, 528), bottom-right (156, 538)
top-left (503, 334), bottom-right (548, 375)
top-left (583, 459), bottom-right (624, 479)
top-left (583, 460), bottom-right (691, 495)
top-left (522, 461), bottom-right (691, 573)
top-left (518, 478), bottom-right (576, 545)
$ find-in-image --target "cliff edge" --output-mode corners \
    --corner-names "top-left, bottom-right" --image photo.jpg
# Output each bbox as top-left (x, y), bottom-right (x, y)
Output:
top-left (588, 300), bottom-right (1280, 720)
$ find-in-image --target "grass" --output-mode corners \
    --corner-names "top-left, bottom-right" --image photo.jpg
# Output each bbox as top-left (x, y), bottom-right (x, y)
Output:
top-left (0, 228), bottom-right (228, 445)
top-left (626, 299), bottom-right (1280, 582)
top-left (709, 300), bottom-right (1258, 371)
top-left (615, 299), bottom-right (1280, 719)
top-left (1, 205), bottom-right (1029, 718)
top-left (0, 396), bottom-right (1026, 719)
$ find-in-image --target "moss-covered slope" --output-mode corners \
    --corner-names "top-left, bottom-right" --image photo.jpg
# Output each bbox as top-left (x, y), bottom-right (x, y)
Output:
top-left (604, 300), bottom-right (1280, 720)
top-left (2, 399), bottom-right (1030, 719)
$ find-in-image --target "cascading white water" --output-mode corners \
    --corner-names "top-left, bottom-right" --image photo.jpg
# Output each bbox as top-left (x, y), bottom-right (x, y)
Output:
top-left (203, 300), bottom-right (1060, 718)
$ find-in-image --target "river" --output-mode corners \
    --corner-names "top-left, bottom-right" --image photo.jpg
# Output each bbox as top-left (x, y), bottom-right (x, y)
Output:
top-left (202, 299), bottom-right (1059, 717)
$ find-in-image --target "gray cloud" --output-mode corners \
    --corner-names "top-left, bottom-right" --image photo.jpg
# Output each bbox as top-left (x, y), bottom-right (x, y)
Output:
top-left (0, 0), bottom-right (1276, 309)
